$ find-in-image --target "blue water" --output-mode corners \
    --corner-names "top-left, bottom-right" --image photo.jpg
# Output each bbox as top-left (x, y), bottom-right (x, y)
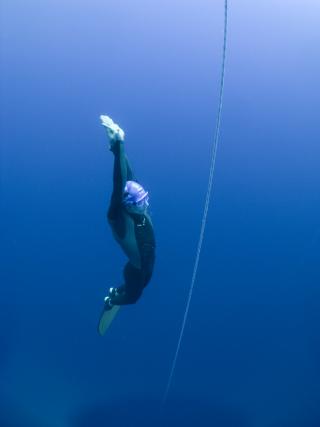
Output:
top-left (1, 1), bottom-right (320, 426)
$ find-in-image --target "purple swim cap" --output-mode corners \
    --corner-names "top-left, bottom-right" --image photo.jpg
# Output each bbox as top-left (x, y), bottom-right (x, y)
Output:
top-left (123, 181), bottom-right (149, 206)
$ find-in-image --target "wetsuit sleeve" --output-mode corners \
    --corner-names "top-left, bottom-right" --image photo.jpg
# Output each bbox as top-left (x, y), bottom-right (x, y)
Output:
top-left (111, 141), bottom-right (127, 204)
top-left (107, 140), bottom-right (136, 238)
top-left (107, 140), bottom-right (126, 223)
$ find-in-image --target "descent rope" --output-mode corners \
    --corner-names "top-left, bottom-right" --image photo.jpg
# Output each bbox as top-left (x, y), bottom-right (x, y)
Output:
top-left (163, 0), bottom-right (229, 403)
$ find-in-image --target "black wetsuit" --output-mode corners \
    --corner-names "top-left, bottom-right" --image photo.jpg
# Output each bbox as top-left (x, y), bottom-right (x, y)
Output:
top-left (107, 140), bottom-right (155, 305)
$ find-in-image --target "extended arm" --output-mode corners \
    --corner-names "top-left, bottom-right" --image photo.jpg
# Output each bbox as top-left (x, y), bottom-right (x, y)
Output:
top-left (101, 115), bottom-right (136, 230)
top-left (110, 140), bottom-right (127, 205)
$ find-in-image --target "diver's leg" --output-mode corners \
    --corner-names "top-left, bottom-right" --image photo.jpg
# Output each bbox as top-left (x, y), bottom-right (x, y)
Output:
top-left (104, 246), bottom-right (155, 308)
top-left (109, 263), bottom-right (145, 305)
top-left (109, 249), bottom-right (155, 306)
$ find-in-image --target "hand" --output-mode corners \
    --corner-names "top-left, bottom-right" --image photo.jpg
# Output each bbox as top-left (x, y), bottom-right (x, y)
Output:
top-left (100, 115), bottom-right (125, 142)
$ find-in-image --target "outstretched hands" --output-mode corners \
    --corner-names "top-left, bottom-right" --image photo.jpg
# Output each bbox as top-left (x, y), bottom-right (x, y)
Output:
top-left (100, 115), bottom-right (125, 143)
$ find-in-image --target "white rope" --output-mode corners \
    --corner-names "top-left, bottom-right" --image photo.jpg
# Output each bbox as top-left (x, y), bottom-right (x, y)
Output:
top-left (163, 0), bottom-right (229, 404)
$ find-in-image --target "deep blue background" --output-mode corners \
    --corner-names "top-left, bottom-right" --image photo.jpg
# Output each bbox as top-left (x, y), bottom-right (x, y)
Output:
top-left (1, 1), bottom-right (320, 426)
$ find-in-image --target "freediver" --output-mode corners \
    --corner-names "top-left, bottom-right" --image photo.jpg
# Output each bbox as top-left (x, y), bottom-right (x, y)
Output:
top-left (100, 115), bottom-right (156, 311)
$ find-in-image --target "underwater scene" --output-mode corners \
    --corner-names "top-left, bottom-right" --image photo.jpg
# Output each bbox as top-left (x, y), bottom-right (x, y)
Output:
top-left (1, 0), bottom-right (319, 426)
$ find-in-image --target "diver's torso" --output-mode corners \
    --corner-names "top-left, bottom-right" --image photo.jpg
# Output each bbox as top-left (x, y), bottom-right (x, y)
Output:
top-left (110, 210), bottom-right (155, 269)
